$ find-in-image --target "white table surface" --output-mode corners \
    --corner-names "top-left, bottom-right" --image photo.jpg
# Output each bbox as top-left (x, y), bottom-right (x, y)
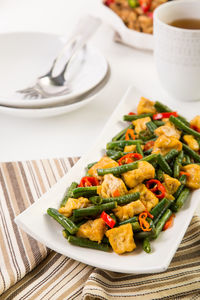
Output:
top-left (0, 0), bottom-right (199, 215)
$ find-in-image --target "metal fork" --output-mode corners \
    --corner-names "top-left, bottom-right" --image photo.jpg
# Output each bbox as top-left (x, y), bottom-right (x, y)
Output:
top-left (17, 15), bottom-right (101, 99)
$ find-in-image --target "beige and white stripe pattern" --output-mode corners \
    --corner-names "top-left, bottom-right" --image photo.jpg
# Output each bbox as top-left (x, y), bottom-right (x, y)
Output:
top-left (0, 158), bottom-right (200, 300)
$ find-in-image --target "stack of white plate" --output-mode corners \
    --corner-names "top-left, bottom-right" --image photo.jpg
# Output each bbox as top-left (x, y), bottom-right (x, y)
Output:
top-left (0, 32), bottom-right (109, 118)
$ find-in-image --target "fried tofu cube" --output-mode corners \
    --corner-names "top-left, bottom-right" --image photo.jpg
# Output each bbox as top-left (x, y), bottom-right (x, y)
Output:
top-left (162, 174), bottom-right (181, 200)
top-left (97, 174), bottom-right (127, 198)
top-left (76, 218), bottom-right (106, 243)
top-left (155, 121), bottom-right (181, 139)
top-left (190, 116), bottom-right (200, 130)
top-left (183, 135), bottom-right (199, 151)
top-left (182, 164), bottom-right (200, 189)
top-left (124, 145), bottom-right (136, 153)
top-left (113, 200), bottom-right (145, 221)
top-left (58, 197), bottom-right (90, 218)
top-left (132, 117), bottom-right (151, 134)
top-left (137, 97), bottom-right (156, 115)
top-left (106, 223), bottom-right (136, 254)
top-left (129, 183), bottom-right (158, 211)
top-left (88, 156), bottom-right (118, 179)
top-left (122, 161), bottom-right (155, 189)
top-left (152, 135), bottom-right (182, 155)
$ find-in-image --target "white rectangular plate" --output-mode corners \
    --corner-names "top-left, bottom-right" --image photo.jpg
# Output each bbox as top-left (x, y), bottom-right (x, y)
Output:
top-left (15, 85), bottom-right (200, 274)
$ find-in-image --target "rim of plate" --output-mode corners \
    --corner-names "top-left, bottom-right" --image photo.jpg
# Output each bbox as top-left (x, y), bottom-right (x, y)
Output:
top-left (0, 65), bottom-right (110, 118)
top-left (0, 31), bottom-right (109, 108)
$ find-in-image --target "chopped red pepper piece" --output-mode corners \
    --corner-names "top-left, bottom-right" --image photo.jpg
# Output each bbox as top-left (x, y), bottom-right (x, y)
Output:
top-left (179, 171), bottom-right (190, 177)
top-left (146, 179), bottom-right (166, 199)
top-left (118, 153), bottom-right (143, 165)
top-left (113, 189), bottom-right (120, 197)
top-left (78, 176), bottom-right (99, 187)
top-left (125, 129), bottom-right (136, 141)
top-left (128, 112), bottom-right (136, 115)
top-left (139, 0), bottom-right (151, 13)
top-left (163, 214), bottom-right (175, 231)
top-left (101, 211), bottom-right (116, 228)
top-left (144, 140), bottom-right (155, 151)
top-left (146, 11), bottom-right (153, 18)
top-left (104, 0), bottom-right (114, 6)
top-left (153, 112), bottom-right (178, 120)
top-left (190, 125), bottom-right (200, 133)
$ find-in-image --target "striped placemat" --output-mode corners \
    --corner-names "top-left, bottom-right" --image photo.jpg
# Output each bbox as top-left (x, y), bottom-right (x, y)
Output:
top-left (0, 158), bottom-right (200, 300)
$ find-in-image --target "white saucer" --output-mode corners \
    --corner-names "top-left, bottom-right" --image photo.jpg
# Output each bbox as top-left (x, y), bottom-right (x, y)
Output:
top-left (0, 68), bottom-right (110, 118)
top-left (0, 32), bottom-right (108, 108)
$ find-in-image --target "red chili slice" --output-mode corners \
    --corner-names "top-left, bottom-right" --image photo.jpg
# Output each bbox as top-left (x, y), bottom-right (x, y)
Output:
top-left (144, 140), bottom-right (155, 151)
top-left (104, 0), bottom-right (114, 6)
top-left (190, 125), bottom-right (200, 133)
top-left (153, 112), bottom-right (178, 120)
top-left (146, 179), bottom-right (166, 199)
top-left (118, 153), bottom-right (143, 166)
top-left (78, 176), bottom-right (99, 187)
top-left (101, 211), bottom-right (116, 228)
top-left (128, 112), bottom-right (136, 115)
top-left (139, 0), bottom-right (151, 13)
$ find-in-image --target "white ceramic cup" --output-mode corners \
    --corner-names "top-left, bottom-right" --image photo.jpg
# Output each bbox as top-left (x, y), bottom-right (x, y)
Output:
top-left (154, 0), bottom-right (200, 101)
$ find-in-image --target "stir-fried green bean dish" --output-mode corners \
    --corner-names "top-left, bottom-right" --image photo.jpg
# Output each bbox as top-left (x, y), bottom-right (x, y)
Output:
top-left (47, 97), bottom-right (200, 255)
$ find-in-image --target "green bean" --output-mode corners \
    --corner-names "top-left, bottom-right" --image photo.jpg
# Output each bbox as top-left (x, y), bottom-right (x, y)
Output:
top-left (109, 152), bottom-right (125, 161)
top-left (136, 142), bottom-right (144, 157)
top-left (151, 198), bottom-right (168, 219)
top-left (72, 187), bottom-right (98, 198)
top-left (171, 188), bottom-right (190, 212)
top-left (157, 154), bottom-right (172, 176)
top-left (144, 149), bottom-right (152, 156)
top-left (102, 236), bottom-right (110, 245)
top-left (131, 221), bottom-right (141, 232)
top-left (146, 121), bottom-right (157, 134)
top-left (143, 237), bottom-right (151, 253)
top-left (107, 140), bottom-right (143, 150)
top-left (139, 131), bottom-right (155, 142)
top-left (152, 209), bottom-right (172, 239)
top-left (164, 149), bottom-right (179, 163)
top-left (153, 120), bottom-right (165, 127)
top-left (179, 174), bottom-right (187, 185)
top-left (134, 231), bottom-right (153, 240)
top-left (109, 213), bottom-right (117, 223)
top-left (97, 154), bottom-right (157, 176)
top-left (153, 199), bottom-right (172, 226)
top-left (97, 161), bottom-right (138, 176)
top-left (119, 216), bottom-right (138, 226)
top-left (89, 196), bottom-right (102, 205)
top-left (154, 101), bottom-right (172, 113)
top-left (170, 115), bottom-right (200, 139)
top-left (173, 151), bottom-right (184, 178)
top-left (112, 124), bottom-right (133, 141)
top-left (123, 113), bottom-right (153, 121)
top-left (62, 229), bottom-right (70, 239)
top-left (60, 182), bottom-right (78, 207)
top-left (156, 169), bottom-right (164, 182)
top-left (154, 101), bottom-right (189, 125)
top-left (68, 236), bottom-right (111, 252)
top-left (182, 144), bottom-right (200, 163)
top-left (73, 201), bottom-right (117, 219)
top-left (47, 208), bottom-right (78, 235)
top-left (182, 154), bottom-right (191, 166)
top-left (87, 162), bottom-right (97, 170)
top-left (102, 192), bottom-right (140, 205)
